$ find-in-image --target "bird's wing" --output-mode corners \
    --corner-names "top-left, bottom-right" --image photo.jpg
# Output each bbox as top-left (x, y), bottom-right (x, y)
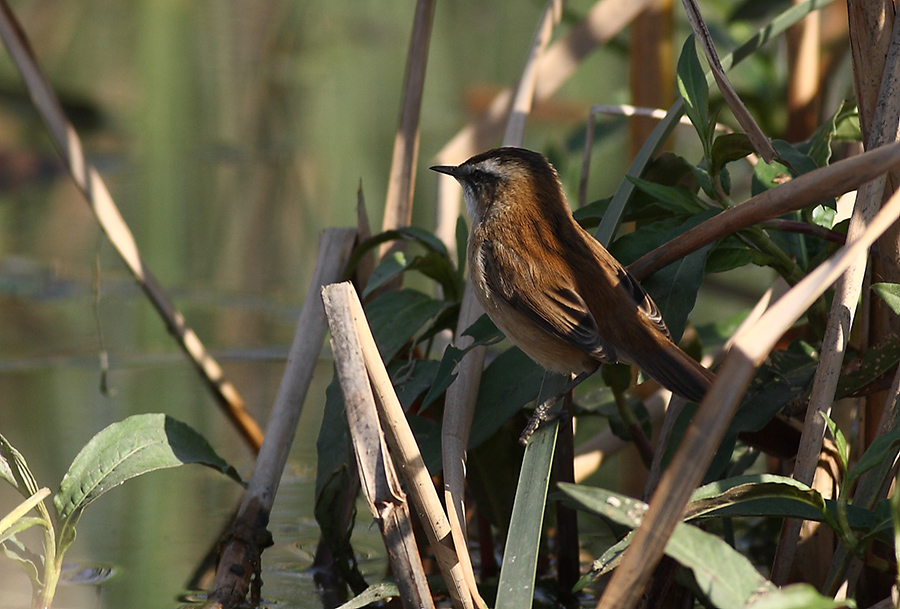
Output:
top-left (480, 240), bottom-right (617, 362)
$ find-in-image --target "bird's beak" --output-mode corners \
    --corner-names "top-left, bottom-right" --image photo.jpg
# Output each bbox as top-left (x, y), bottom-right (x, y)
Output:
top-left (430, 164), bottom-right (460, 178)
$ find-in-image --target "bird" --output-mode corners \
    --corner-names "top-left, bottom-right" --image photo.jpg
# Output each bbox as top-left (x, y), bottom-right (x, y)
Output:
top-left (430, 147), bottom-right (715, 437)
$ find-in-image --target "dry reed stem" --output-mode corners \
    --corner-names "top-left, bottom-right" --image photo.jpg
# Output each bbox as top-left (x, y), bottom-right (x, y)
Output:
top-left (323, 283), bottom-right (434, 609)
top-left (0, 0), bottom-right (264, 451)
top-left (338, 283), bottom-right (475, 609)
top-left (434, 0), bottom-right (653, 251)
top-left (380, 0), bottom-right (436, 258)
top-left (626, 140), bottom-right (900, 281)
top-left (771, 6), bottom-right (900, 585)
top-left (440, 5), bottom-right (560, 606)
top-left (680, 0), bottom-right (776, 163)
top-left (596, 181), bottom-right (900, 609)
top-left (205, 228), bottom-right (356, 608)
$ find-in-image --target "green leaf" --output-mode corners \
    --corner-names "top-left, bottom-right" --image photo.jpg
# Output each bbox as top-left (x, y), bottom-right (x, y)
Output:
top-left (495, 408), bottom-right (560, 609)
top-left (745, 584), bottom-right (855, 609)
top-left (773, 139), bottom-right (819, 176)
top-left (711, 132), bottom-right (755, 175)
top-left (363, 251), bottom-right (463, 301)
top-left (677, 35), bottom-right (712, 159)
top-left (822, 413), bottom-right (848, 474)
top-left (837, 336), bottom-right (900, 398)
top-left (314, 375), bottom-right (368, 594)
top-left (848, 427), bottom-right (900, 484)
top-left (873, 282), bottom-right (900, 316)
top-left (343, 227), bottom-right (450, 281)
top-left (804, 99), bottom-right (860, 167)
top-left (1, 534), bottom-right (42, 587)
top-left (419, 313), bottom-right (503, 411)
top-left (363, 251), bottom-right (407, 297)
top-left (626, 176), bottom-right (707, 214)
top-left (686, 479), bottom-right (832, 528)
top-left (455, 216), bottom-right (468, 276)
top-left (706, 235), bottom-right (763, 274)
top-left (408, 252), bottom-right (464, 301)
top-left (365, 289), bottom-right (451, 361)
top-left (469, 349), bottom-right (556, 449)
top-left (556, 483), bottom-right (776, 609)
top-left (54, 414), bottom-right (242, 527)
top-left (640, 212), bottom-right (717, 342)
top-left (0, 433), bottom-right (40, 498)
top-left (388, 359), bottom-right (441, 411)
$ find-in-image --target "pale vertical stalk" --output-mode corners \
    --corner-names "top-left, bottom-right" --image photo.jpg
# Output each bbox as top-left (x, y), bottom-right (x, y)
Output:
top-left (207, 229), bottom-right (357, 607)
top-left (771, 11), bottom-right (900, 584)
top-left (380, 0), bottom-right (436, 258)
top-left (440, 4), bottom-right (560, 606)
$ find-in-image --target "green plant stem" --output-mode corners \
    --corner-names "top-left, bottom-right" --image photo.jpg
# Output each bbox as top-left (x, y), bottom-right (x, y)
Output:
top-left (35, 505), bottom-right (57, 609)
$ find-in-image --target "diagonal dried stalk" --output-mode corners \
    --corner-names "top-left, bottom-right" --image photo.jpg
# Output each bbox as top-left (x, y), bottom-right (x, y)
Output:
top-left (626, 140), bottom-right (900, 281)
top-left (680, 0), bottom-right (776, 162)
top-left (771, 3), bottom-right (900, 585)
top-left (596, 180), bottom-right (900, 609)
top-left (0, 0), bottom-right (264, 451)
top-left (205, 228), bottom-right (357, 609)
top-left (323, 282), bottom-right (434, 609)
top-left (379, 0), bottom-right (436, 259)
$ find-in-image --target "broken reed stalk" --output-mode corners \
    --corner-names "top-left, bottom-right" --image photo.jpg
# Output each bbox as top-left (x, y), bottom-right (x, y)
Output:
top-left (205, 228), bottom-right (357, 609)
top-left (338, 281), bottom-right (475, 609)
top-left (322, 282), bottom-right (434, 609)
top-left (0, 0), bottom-right (264, 451)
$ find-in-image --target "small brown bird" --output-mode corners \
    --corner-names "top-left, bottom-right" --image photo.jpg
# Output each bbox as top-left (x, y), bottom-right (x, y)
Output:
top-left (431, 147), bottom-right (715, 409)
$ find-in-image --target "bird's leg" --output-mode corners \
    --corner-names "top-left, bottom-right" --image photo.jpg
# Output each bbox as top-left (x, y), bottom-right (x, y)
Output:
top-left (519, 370), bottom-right (593, 445)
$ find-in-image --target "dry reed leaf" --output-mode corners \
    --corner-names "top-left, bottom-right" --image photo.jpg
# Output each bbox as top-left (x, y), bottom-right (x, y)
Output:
top-left (596, 183), bottom-right (900, 609)
top-left (0, 0), bottom-right (263, 450)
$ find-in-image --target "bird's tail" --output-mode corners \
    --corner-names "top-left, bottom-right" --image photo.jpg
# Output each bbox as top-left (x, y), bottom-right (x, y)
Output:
top-left (639, 343), bottom-right (715, 403)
